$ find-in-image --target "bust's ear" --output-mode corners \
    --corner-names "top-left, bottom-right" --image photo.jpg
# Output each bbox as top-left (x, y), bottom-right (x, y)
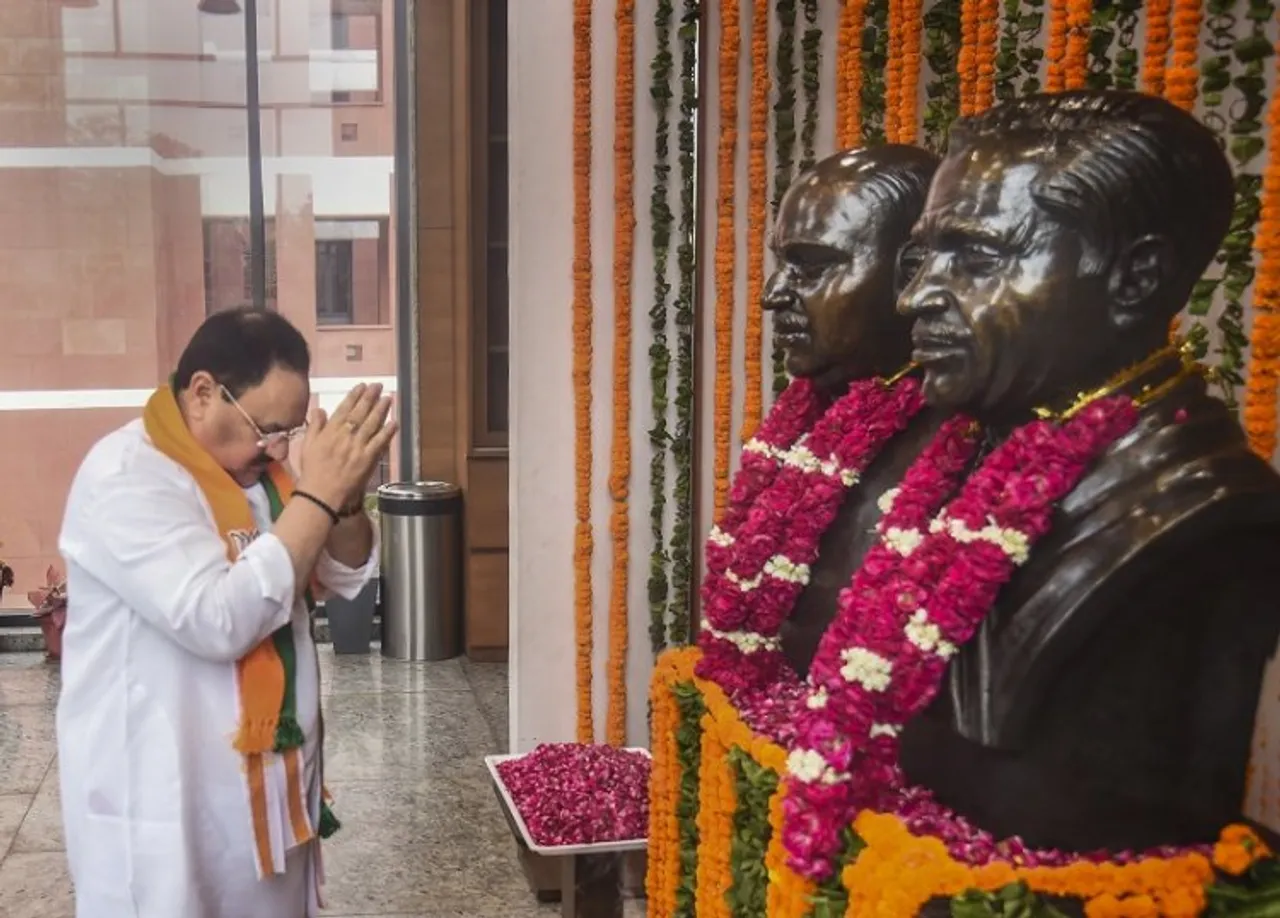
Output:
top-left (1107, 234), bottom-right (1174, 329)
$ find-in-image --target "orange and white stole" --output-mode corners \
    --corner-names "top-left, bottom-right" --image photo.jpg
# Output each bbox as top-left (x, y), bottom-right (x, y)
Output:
top-left (143, 383), bottom-right (340, 880)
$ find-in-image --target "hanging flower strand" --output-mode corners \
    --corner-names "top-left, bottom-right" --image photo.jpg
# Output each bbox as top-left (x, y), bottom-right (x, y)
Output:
top-left (647, 0), bottom-right (674, 656)
top-left (571, 0), bottom-right (595, 744)
top-left (1244, 33), bottom-right (1280, 459)
top-left (957, 0), bottom-right (980, 114)
top-left (1044, 0), bottom-right (1069, 91)
top-left (713, 0), bottom-right (741, 517)
top-left (1141, 0), bottom-right (1172, 96)
top-left (899, 0), bottom-right (923, 143)
top-left (742, 0), bottom-right (769, 442)
top-left (1165, 0), bottom-right (1203, 112)
top-left (1062, 0), bottom-right (1092, 89)
top-left (886, 0), bottom-right (905, 142)
top-left (606, 0), bottom-right (635, 748)
top-left (973, 0), bottom-right (999, 111)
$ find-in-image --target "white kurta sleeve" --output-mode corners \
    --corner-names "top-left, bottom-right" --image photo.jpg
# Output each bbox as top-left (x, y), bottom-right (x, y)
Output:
top-left (60, 469), bottom-right (297, 664)
top-left (314, 514), bottom-right (380, 600)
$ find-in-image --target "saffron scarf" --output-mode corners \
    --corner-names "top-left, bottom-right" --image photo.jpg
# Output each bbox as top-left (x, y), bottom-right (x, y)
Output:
top-left (142, 383), bottom-right (339, 879)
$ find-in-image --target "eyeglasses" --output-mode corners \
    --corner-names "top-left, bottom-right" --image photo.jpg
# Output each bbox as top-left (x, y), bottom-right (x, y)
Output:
top-left (220, 385), bottom-right (307, 449)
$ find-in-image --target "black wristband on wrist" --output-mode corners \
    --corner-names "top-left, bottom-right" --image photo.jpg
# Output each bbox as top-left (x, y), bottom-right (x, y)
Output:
top-left (293, 489), bottom-right (340, 526)
top-left (337, 501), bottom-right (364, 520)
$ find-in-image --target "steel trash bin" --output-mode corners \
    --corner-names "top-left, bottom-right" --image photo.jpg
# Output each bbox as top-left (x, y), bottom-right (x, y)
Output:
top-left (377, 481), bottom-right (463, 661)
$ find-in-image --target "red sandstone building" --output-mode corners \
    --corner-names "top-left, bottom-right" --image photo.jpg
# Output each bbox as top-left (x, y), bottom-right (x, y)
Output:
top-left (0, 0), bottom-right (400, 605)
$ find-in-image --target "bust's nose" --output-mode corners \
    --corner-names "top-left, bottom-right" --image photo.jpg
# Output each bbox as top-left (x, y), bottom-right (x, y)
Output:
top-left (762, 269), bottom-right (796, 314)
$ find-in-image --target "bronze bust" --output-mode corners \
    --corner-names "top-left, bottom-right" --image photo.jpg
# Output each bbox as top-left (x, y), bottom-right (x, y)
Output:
top-left (763, 145), bottom-right (959, 673)
top-left (782, 91), bottom-right (1280, 863)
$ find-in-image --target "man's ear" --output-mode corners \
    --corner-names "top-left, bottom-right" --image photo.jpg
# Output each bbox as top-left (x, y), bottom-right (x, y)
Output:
top-left (1107, 234), bottom-right (1173, 329)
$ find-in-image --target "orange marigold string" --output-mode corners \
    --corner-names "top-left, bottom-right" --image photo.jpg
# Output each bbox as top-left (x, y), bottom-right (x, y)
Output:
top-left (645, 651), bottom-right (689, 916)
top-left (886, 0), bottom-right (905, 142)
top-left (837, 0), bottom-right (868, 147)
top-left (605, 0), bottom-right (635, 749)
top-left (834, 1), bottom-right (853, 147)
top-left (957, 0), bottom-right (981, 115)
top-left (695, 715), bottom-right (735, 918)
top-left (1243, 38), bottom-right (1280, 459)
top-left (1063, 0), bottom-right (1092, 90)
top-left (1044, 0), bottom-right (1069, 92)
top-left (742, 0), bottom-right (770, 443)
top-left (899, 0), bottom-right (924, 143)
top-left (1165, 0), bottom-right (1202, 112)
top-left (973, 0), bottom-right (1000, 112)
top-left (1140, 0), bottom-right (1173, 97)
top-left (713, 0), bottom-right (741, 517)
top-left (571, 0), bottom-right (595, 745)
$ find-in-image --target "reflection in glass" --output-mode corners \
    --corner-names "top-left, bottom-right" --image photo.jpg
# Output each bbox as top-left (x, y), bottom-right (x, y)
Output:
top-left (0, 0), bottom-right (402, 608)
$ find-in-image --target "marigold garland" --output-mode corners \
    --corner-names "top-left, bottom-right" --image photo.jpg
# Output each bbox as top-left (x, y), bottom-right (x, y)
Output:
top-left (647, 0), bottom-right (675, 657)
top-left (743, 0), bottom-right (769, 444)
top-left (694, 714), bottom-right (734, 918)
top-left (571, 0), bottom-right (594, 745)
top-left (886, 0), bottom-right (905, 141)
top-left (899, 0), bottom-right (923, 143)
top-left (835, 0), bottom-right (866, 148)
top-left (713, 0), bottom-right (741, 519)
top-left (649, 647), bottom-right (1280, 918)
top-left (646, 652), bottom-right (685, 915)
top-left (1165, 0), bottom-right (1203, 112)
top-left (973, 0), bottom-right (999, 111)
top-left (605, 0), bottom-right (635, 750)
top-left (1244, 36), bottom-right (1280, 459)
top-left (1063, 0), bottom-right (1092, 89)
top-left (958, 0), bottom-right (981, 114)
top-left (1044, 0), bottom-right (1069, 92)
top-left (1141, 0), bottom-right (1173, 95)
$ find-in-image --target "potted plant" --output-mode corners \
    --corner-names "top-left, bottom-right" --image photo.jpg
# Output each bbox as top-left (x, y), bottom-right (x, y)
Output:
top-left (326, 494), bottom-right (380, 655)
top-left (0, 556), bottom-right (13, 603)
top-left (28, 566), bottom-right (67, 663)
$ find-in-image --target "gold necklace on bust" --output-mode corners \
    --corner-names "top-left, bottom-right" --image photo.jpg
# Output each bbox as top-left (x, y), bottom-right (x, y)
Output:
top-left (1034, 338), bottom-right (1205, 422)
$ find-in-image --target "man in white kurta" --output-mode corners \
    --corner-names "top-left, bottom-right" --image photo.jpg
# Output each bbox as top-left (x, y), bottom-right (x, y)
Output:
top-left (54, 307), bottom-right (397, 918)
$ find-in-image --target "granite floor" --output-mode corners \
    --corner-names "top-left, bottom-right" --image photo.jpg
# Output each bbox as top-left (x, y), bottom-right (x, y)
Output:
top-left (0, 648), bottom-right (645, 918)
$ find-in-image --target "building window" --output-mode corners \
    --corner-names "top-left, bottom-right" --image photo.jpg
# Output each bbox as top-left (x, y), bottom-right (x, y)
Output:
top-left (314, 219), bottom-right (390, 327)
top-left (471, 0), bottom-right (509, 448)
top-left (203, 218), bottom-right (277, 315)
top-left (315, 239), bottom-right (354, 326)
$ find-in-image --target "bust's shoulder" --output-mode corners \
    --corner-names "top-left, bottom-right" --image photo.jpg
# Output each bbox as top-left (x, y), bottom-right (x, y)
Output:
top-left (1057, 383), bottom-right (1280, 551)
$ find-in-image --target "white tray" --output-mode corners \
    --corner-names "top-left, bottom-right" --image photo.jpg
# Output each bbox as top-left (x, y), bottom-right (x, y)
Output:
top-left (484, 748), bottom-right (652, 857)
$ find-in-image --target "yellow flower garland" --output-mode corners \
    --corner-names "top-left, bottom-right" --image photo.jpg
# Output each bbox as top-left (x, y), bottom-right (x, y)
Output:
top-left (713, 0), bottom-right (741, 518)
top-left (648, 646), bottom-right (1274, 918)
top-left (605, 0), bottom-right (635, 749)
top-left (571, 0), bottom-right (595, 745)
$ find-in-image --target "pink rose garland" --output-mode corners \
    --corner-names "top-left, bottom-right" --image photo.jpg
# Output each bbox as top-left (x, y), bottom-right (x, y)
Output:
top-left (697, 376), bottom-right (927, 697)
top-left (782, 396), bottom-right (1140, 880)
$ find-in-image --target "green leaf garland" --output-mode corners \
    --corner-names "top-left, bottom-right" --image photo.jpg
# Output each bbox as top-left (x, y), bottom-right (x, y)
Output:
top-left (860, 0), bottom-right (890, 146)
top-left (668, 0), bottom-right (699, 648)
top-left (1110, 0), bottom-right (1141, 88)
top-left (1212, 0), bottom-right (1275, 403)
top-left (805, 828), bottom-right (867, 918)
top-left (726, 748), bottom-right (778, 918)
top-left (673, 681), bottom-right (706, 917)
top-left (950, 883), bottom-right (1069, 918)
top-left (799, 0), bottom-right (822, 171)
top-left (996, 0), bottom-right (1044, 99)
top-left (923, 0), bottom-right (962, 152)
top-left (648, 0), bottom-right (675, 656)
top-left (1086, 0), bottom-right (1118, 90)
top-left (772, 0), bottom-right (799, 398)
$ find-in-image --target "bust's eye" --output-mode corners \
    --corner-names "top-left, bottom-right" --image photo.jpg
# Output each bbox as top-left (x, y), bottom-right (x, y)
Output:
top-left (957, 242), bottom-right (1003, 276)
top-left (896, 243), bottom-right (926, 287)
